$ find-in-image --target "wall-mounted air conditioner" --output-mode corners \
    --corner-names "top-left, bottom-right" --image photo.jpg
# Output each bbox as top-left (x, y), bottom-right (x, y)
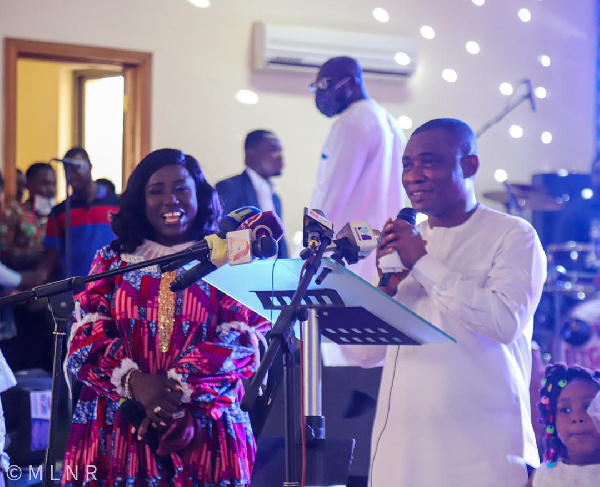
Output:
top-left (252, 22), bottom-right (418, 78)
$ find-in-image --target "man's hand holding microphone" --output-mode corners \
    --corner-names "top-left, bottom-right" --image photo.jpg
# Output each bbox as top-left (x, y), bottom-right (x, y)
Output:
top-left (376, 208), bottom-right (427, 296)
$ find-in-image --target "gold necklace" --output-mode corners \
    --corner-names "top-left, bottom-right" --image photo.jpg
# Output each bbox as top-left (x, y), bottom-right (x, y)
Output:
top-left (157, 270), bottom-right (177, 353)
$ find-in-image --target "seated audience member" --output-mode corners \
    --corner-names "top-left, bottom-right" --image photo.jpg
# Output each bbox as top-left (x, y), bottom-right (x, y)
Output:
top-left (61, 148), bottom-right (269, 485)
top-left (216, 129), bottom-right (288, 258)
top-left (0, 162), bottom-right (56, 372)
top-left (39, 147), bottom-right (119, 279)
top-left (528, 363), bottom-right (600, 486)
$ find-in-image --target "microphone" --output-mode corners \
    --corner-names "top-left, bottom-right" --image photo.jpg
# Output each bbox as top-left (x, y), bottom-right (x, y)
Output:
top-left (169, 211), bottom-right (282, 291)
top-left (160, 206), bottom-right (261, 272)
top-left (119, 398), bottom-right (159, 451)
top-left (334, 221), bottom-right (381, 264)
top-left (50, 157), bottom-right (88, 170)
top-left (238, 210), bottom-right (285, 242)
top-left (315, 221), bottom-right (381, 285)
top-left (378, 208), bottom-right (418, 287)
top-left (525, 79), bottom-right (536, 113)
top-left (303, 208), bottom-right (334, 250)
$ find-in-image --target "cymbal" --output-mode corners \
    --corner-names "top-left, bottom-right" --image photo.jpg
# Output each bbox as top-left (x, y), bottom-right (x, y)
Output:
top-left (483, 185), bottom-right (564, 212)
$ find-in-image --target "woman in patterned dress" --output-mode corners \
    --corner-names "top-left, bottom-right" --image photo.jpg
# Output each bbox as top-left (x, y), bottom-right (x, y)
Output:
top-left (61, 149), bottom-right (269, 486)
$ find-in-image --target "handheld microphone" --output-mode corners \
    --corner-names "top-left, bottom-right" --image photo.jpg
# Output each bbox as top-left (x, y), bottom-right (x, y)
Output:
top-left (119, 398), bottom-right (159, 451)
top-left (525, 79), bottom-right (536, 113)
top-left (378, 208), bottom-right (418, 287)
top-left (50, 157), bottom-right (88, 170)
top-left (303, 208), bottom-right (334, 250)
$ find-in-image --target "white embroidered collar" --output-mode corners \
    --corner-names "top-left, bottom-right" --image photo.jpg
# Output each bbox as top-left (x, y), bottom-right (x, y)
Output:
top-left (122, 239), bottom-right (195, 264)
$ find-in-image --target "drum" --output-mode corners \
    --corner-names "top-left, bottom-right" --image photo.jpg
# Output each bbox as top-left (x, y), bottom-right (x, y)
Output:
top-left (546, 241), bottom-right (599, 297)
top-left (560, 297), bottom-right (600, 370)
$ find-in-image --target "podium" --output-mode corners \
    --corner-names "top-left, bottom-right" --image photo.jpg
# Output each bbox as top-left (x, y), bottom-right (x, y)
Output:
top-left (204, 257), bottom-right (455, 486)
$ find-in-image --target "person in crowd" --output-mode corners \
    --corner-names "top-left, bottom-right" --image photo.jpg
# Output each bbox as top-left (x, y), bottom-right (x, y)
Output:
top-left (0, 162), bottom-right (56, 371)
top-left (39, 147), bottom-right (119, 279)
top-left (96, 177), bottom-right (117, 197)
top-left (0, 162), bottom-right (56, 270)
top-left (309, 56), bottom-right (406, 283)
top-left (61, 148), bottom-right (270, 486)
top-left (553, 157), bottom-right (600, 244)
top-left (362, 118), bottom-right (546, 485)
top-left (309, 57), bottom-right (408, 485)
top-left (528, 363), bottom-right (600, 486)
top-left (216, 129), bottom-right (288, 258)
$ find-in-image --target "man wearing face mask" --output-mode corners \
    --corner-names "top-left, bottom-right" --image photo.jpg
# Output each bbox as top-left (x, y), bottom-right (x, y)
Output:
top-left (309, 56), bottom-right (406, 282)
top-left (0, 162), bottom-right (56, 271)
top-left (308, 57), bottom-right (407, 487)
top-left (0, 163), bottom-right (56, 372)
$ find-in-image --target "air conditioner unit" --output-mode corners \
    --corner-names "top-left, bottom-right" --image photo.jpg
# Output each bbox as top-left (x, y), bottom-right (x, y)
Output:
top-left (252, 22), bottom-right (418, 78)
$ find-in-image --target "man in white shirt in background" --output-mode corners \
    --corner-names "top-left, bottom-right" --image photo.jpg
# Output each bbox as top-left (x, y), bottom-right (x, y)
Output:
top-left (216, 129), bottom-right (288, 258)
top-left (308, 56), bottom-right (407, 487)
top-left (309, 56), bottom-right (406, 283)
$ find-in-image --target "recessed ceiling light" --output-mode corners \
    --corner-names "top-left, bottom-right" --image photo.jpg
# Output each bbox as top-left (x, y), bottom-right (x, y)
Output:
top-left (420, 26), bottom-right (436, 40)
top-left (518, 8), bottom-right (532, 22)
top-left (466, 41), bottom-right (480, 54)
top-left (442, 69), bottom-right (458, 83)
top-left (539, 55), bottom-right (551, 67)
top-left (235, 89), bottom-right (259, 105)
top-left (499, 83), bottom-right (513, 96)
top-left (509, 125), bottom-right (523, 138)
top-left (397, 115), bottom-right (413, 130)
top-left (372, 8), bottom-right (390, 23)
top-left (188, 0), bottom-right (210, 8)
top-left (535, 87), bottom-right (547, 99)
top-left (541, 132), bottom-right (552, 144)
top-left (394, 52), bottom-right (411, 66)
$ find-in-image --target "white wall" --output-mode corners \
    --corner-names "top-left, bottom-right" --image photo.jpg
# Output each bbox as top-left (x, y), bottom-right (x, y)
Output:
top-left (1, 0), bottom-right (597, 240)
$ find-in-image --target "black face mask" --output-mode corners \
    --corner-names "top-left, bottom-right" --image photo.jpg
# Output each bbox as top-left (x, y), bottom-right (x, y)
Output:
top-left (315, 78), bottom-right (352, 117)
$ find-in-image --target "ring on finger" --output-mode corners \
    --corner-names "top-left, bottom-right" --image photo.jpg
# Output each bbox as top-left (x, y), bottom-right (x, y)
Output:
top-left (153, 405), bottom-right (162, 414)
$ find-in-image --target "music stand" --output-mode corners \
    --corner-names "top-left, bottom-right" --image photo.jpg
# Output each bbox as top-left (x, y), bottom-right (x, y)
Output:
top-left (204, 257), bottom-right (455, 486)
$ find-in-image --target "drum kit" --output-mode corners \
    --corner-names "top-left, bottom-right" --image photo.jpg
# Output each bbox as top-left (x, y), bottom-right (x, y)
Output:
top-left (484, 185), bottom-right (600, 369)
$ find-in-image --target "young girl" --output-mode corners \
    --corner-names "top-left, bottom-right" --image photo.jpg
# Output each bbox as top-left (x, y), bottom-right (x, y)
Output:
top-left (528, 363), bottom-right (600, 486)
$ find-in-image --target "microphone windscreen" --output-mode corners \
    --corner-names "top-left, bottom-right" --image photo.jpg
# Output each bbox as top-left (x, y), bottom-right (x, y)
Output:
top-left (397, 208), bottom-right (418, 226)
top-left (238, 211), bottom-right (285, 241)
top-left (252, 236), bottom-right (278, 258)
top-left (218, 206), bottom-right (261, 233)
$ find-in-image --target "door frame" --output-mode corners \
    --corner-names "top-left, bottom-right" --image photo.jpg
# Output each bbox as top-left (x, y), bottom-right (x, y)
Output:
top-left (3, 38), bottom-right (152, 198)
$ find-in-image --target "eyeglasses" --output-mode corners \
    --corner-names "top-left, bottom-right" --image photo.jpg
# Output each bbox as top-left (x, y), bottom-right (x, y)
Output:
top-left (309, 76), bottom-right (352, 93)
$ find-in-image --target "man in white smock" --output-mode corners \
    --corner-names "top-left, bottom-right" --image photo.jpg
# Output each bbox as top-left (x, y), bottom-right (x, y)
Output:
top-left (310, 56), bottom-right (406, 368)
top-left (368, 118), bottom-right (545, 486)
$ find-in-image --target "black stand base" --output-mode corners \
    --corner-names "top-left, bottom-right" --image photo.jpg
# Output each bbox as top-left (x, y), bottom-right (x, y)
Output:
top-left (252, 436), bottom-right (354, 487)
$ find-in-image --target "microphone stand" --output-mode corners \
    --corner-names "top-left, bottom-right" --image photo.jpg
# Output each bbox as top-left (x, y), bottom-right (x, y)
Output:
top-left (503, 180), bottom-right (524, 218)
top-left (0, 244), bottom-right (215, 486)
top-left (476, 82), bottom-right (533, 138)
top-left (241, 236), bottom-right (331, 487)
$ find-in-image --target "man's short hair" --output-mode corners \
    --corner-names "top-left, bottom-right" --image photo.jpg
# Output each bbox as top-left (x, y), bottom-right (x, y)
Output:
top-left (413, 118), bottom-right (478, 157)
top-left (64, 146), bottom-right (90, 163)
top-left (26, 162), bottom-right (54, 182)
top-left (244, 130), bottom-right (275, 151)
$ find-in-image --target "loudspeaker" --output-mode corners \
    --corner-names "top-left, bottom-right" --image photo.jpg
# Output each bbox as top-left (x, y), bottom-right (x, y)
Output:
top-left (531, 172), bottom-right (591, 248)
